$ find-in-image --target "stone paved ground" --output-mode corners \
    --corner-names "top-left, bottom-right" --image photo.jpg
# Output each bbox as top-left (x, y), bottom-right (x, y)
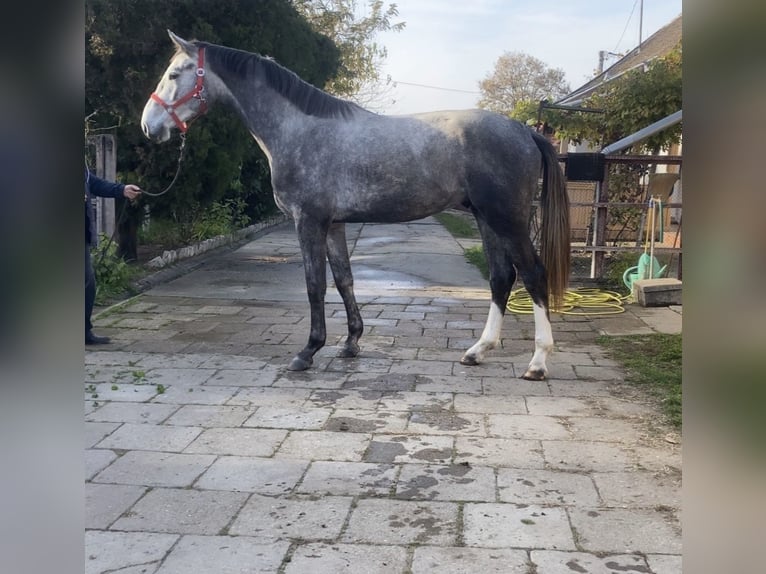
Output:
top-left (85, 219), bottom-right (682, 574)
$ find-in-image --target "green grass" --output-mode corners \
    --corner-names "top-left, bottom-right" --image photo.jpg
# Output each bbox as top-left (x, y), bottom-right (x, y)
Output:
top-left (464, 245), bottom-right (489, 280)
top-left (596, 333), bottom-right (682, 428)
top-left (433, 212), bottom-right (479, 238)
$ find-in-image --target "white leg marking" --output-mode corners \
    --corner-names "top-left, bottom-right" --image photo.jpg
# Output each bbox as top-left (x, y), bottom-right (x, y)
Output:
top-left (525, 302), bottom-right (554, 377)
top-left (462, 302), bottom-right (503, 364)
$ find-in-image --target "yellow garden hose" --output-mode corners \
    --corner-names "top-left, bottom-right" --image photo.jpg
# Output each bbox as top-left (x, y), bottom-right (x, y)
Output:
top-left (506, 287), bottom-right (631, 315)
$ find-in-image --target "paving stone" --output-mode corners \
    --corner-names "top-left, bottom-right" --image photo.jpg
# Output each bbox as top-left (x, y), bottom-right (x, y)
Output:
top-left (86, 402), bottom-right (179, 425)
top-left (463, 503), bottom-right (575, 550)
top-left (525, 396), bottom-right (597, 417)
top-left (95, 423), bottom-right (201, 452)
top-left (156, 535), bottom-right (289, 574)
top-left (152, 384), bottom-right (240, 405)
top-left (414, 374), bottom-right (483, 393)
top-left (395, 463), bottom-right (496, 501)
top-left (229, 493), bottom-right (352, 539)
top-left (285, 543), bottom-right (407, 574)
top-left (488, 414), bottom-right (571, 440)
top-left (543, 440), bottom-right (633, 472)
top-left (343, 499), bottom-right (458, 545)
top-left (165, 405), bottom-right (253, 427)
top-left (530, 550), bottom-right (652, 573)
top-left (244, 406), bottom-right (331, 429)
top-left (411, 546), bottom-right (529, 574)
top-left (85, 530), bottom-right (178, 574)
top-left (195, 456), bottom-right (307, 494)
top-left (121, 339), bottom-right (191, 354)
top-left (85, 483), bottom-right (146, 529)
top-left (276, 430), bottom-right (371, 461)
top-left (116, 352), bottom-right (211, 370)
top-left (143, 368), bottom-right (217, 386)
top-left (205, 367), bottom-right (280, 387)
top-left (326, 409), bottom-right (409, 433)
top-left (646, 553), bottom-right (683, 574)
top-left (85, 449), bottom-right (118, 480)
top-left (483, 378), bottom-right (552, 396)
top-left (548, 380), bottom-right (614, 397)
top-left (184, 428), bottom-right (287, 457)
top-left (344, 373), bottom-right (417, 392)
top-left (85, 363), bottom-right (146, 388)
top-left (274, 371), bottom-right (347, 389)
top-left (297, 461), bottom-right (397, 496)
top-left (574, 365), bottom-right (625, 381)
top-left (84, 221), bottom-right (683, 572)
top-left (365, 435), bottom-right (454, 464)
top-left (327, 356), bottom-right (396, 374)
top-left (569, 507), bottom-right (681, 553)
top-left (377, 391), bottom-right (453, 412)
top-left (86, 381), bottom-right (161, 402)
top-left (307, 389), bottom-right (382, 410)
top-left (232, 387), bottom-right (312, 408)
top-left (85, 422), bottom-right (120, 448)
top-left (497, 468), bottom-right (599, 506)
top-left (93, 451), bottom-right (216, 487)
top-left (630, 445), bottom-right (682, 473)
top-left (389, 359), bottom-right (455, 376)
top-left (593, 396), bottom-right (657, 418)
top-left (454, 361), bottom-right (516, 378)
top-left (455, 437), bottom-right (545, 469)
top-left (566, 416), bottom-right (645, 443)
top-left (112, 487), bottom-right (248, 535)
top-left (197, 354), bottom-right (272, 370)
top-left (592, 471), bottom-right (681, 508)
top-left (407, 411), bottom-right (485, 436)
top-left (453, 394), bottom-right (526, 414)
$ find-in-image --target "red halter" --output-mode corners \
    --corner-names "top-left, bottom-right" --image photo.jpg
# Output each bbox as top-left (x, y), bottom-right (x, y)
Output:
top-left (150, 47), bottom-right (208, 133)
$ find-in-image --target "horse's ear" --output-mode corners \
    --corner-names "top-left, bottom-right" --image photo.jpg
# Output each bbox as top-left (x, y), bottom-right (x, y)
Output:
top-left (167, 30), bottom-right (195, 55)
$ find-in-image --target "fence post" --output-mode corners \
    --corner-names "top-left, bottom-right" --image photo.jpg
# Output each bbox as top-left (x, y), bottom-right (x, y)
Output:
top-left (89, 134), bottom-right (117, 239)
top-left (590, 165), bottom-right (609, 278)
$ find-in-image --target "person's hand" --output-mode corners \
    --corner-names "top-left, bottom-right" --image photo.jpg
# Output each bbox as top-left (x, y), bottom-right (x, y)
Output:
top-left (123, 184), bottom-right (142, 201)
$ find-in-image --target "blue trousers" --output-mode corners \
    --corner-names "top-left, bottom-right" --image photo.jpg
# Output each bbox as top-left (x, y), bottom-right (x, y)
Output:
top-left (85, 244), bottom-right (96, 334)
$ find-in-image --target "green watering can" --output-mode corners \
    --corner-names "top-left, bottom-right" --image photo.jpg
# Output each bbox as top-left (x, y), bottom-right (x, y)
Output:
top-left (623, 252), bottom-right (668, 291)
top-left (623, 196), bottom-right (667, 291)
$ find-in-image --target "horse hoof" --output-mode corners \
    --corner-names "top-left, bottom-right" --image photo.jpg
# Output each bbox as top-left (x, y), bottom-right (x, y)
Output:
top-left (521, 368), bottom-right (547, 381)
top-left (460, 354), bottom-right (479, 366)
top-left (287, 356), bottom-right (312, 371)
top-left (337, 344), bottom-right (360, 358)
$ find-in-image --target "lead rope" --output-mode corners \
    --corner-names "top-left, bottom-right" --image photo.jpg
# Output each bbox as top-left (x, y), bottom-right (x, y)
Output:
top-left (89, 133), bottom-right (187, 275)
top-left (139, 133), bottom-right (187, 197)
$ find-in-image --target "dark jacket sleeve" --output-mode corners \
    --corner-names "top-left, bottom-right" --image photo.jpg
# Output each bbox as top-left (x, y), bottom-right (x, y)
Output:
top-left (87, 172), bottom-right (125, 199)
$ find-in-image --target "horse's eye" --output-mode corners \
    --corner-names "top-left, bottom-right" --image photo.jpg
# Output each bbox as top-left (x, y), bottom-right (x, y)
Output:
top-left (168, 72), bottom-right (179, 80)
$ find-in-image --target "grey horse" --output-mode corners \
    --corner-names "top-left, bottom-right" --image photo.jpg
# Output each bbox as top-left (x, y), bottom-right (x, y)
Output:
top-left (141, 31), bottom-right (570, 380)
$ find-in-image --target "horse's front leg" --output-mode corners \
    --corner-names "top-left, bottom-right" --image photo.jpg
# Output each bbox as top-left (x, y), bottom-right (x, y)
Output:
top-left (288, 217), bottom-right (330, 371)
top-left (327, 223), bottom-right (363, 358)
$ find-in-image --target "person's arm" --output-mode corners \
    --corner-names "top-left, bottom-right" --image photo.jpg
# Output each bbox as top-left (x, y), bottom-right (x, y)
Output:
top-left (88, 172), bottom-right (141, 200)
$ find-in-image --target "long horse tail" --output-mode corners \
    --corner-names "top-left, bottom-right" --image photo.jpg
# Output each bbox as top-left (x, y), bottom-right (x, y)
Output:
top-left (532, 131), bottom-right (570, 309)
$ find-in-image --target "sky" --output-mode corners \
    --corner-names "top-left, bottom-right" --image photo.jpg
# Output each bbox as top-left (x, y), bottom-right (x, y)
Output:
top-left (370, 0), bottom-right (682, 115)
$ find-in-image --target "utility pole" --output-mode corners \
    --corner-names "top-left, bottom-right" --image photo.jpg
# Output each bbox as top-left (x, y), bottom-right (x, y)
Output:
top-left (638, 0), bottom-right (644, 49)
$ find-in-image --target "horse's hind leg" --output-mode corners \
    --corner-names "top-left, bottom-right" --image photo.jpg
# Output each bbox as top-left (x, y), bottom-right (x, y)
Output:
top-left (327, 223), bottom-right (363, 358)
top-left (461, 221), bottom-right (516, 366)
top-left (288, 216), bottom-right (330, 371)
top-left (512, 238), bottom-right (554, 381)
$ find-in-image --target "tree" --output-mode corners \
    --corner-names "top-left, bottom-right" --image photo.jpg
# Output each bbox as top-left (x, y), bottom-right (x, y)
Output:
top-left (85, 0), bottom-right (342, 259)
top-left (556, 43), bottom-right (682, 153)
top-left (478, 52), bottom-right (569, 117)
top-left (293, 0), bottom-right (405, 108)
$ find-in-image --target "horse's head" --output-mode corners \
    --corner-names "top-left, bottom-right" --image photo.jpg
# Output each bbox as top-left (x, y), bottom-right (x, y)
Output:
top-left (141, 30), bottom-right (209, 143)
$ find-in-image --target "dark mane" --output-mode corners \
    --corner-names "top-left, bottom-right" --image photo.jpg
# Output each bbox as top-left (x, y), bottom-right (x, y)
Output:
top-left (194, 42), bottom-right (366, 120)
